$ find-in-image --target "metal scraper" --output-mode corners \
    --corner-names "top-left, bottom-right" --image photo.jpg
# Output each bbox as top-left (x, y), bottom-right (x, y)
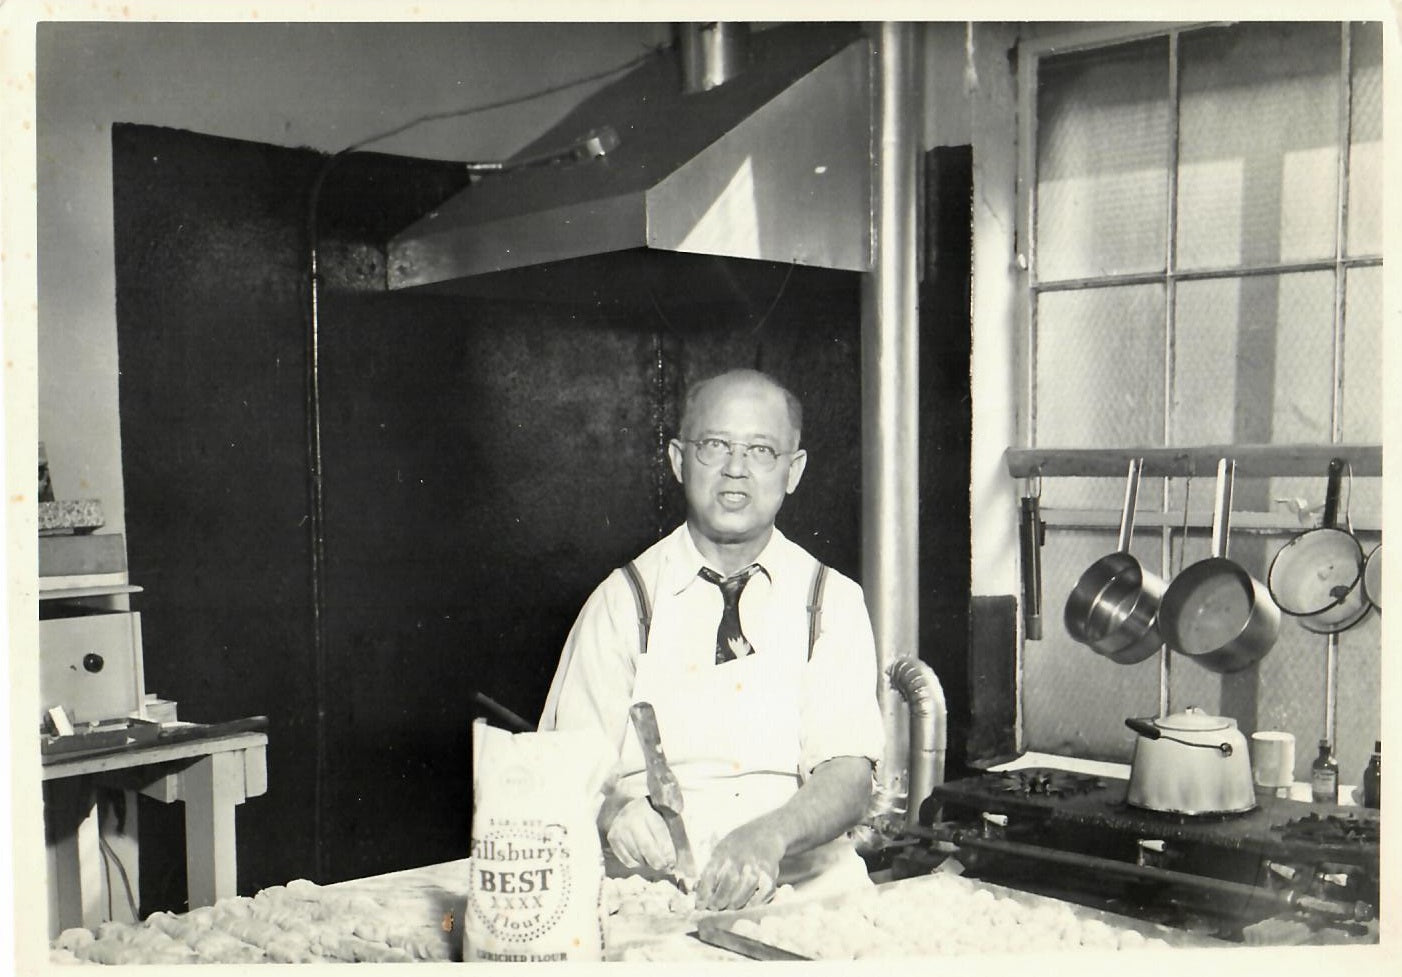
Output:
top-left (628, 701), bottom-right (698, 891)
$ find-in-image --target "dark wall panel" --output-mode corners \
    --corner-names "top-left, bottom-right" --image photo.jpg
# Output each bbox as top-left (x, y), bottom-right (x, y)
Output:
top-left (919, 146), bottom-right (974, 776)
top-left (315, 294), bottom-right (660, 881)
top-left (312, 275), bottom-right (866, 883)
top-left (113, 123), bottom-right (323, 908)
top-left (112, 124), bottom-right (475, 905)
top-left (111, 122), bottom-right (882, 897)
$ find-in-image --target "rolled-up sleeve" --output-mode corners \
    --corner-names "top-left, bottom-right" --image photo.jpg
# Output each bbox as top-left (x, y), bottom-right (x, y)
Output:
top-left (798, 574), bottom-right (884, 777)
top-left (538, 571), bottom-right (638, 759)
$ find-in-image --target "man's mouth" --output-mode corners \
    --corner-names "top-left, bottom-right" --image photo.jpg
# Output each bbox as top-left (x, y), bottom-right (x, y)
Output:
top-left (717, 490), bottom-right (749, 507)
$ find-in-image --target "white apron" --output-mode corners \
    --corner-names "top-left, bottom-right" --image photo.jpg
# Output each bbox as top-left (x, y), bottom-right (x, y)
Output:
top-left (613, 574), bottom-right (869, 899)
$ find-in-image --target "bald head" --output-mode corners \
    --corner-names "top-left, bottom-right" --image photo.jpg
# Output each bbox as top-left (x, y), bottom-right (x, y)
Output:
top-left (679, 370), bottom-right (803, 451)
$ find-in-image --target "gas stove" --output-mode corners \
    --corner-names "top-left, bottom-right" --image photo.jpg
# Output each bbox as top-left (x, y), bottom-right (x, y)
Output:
top-left (926, 769), bottom-right (1378, 860)
top-left (885, 768), bottom-right (1381, 944)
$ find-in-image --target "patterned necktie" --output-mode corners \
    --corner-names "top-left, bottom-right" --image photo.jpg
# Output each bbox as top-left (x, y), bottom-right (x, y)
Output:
top-left (698, 564), bottom-right (762, 664)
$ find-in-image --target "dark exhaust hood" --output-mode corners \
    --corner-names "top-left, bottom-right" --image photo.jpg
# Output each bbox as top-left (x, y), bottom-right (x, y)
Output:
top-left (386, 23), bottom-right (873, 295)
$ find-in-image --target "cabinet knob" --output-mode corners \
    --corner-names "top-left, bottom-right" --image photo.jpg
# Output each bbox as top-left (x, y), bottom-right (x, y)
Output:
top-left (82, 653), bottom-right (105, 674)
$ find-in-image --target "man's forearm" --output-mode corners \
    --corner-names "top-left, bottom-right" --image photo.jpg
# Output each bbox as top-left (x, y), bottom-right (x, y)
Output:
top-left (748, 755), bottom-right (873, 858)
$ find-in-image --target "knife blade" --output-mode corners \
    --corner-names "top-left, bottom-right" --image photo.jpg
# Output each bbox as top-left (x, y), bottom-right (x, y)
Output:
top-left (628, 701), bottom-right (698, 890)
top-left (694, 920), bottom-right (811, 961)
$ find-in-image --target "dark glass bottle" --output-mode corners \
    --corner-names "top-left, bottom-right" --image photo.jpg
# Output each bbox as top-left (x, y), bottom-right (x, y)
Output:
top-left (1361, 740), bottom-right (1381, 809)
top-left (1310, 739), bottom-right (1339, 805)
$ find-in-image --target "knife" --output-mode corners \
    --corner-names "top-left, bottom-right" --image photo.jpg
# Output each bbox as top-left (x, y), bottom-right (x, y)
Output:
top-left (694, 920), bottom-right (811, 961)
top-left (628, 701), bottom-right (698, 891)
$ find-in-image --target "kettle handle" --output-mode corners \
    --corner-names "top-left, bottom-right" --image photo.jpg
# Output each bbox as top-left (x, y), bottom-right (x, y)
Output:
top-left (1125, 717), bottom-right (1234, 755)
top-left (1125, 717), bottom-right (1161, 739)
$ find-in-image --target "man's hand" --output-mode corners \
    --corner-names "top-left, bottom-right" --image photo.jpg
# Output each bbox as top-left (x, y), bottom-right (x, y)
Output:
top-left (604, 796), bottom-right (678, 872)
top-left (694, 822), bottom-right (786, 911)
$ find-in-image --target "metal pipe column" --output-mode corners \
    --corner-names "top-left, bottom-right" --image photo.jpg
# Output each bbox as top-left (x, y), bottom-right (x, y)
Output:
top-left (861, 22), bottom-right (921, 805)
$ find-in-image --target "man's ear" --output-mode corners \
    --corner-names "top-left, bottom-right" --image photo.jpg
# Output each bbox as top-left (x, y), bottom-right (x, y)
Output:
top-left (785, 449), bottom-right (808, 495)
top-left (667, 439), bottom-right (686, 484)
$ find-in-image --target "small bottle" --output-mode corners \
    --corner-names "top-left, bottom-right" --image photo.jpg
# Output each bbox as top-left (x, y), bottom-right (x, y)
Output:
top-left (1361, 740), bottom-right (1381, 809)
top-left (1311, 739), bottom-right (1339, 805)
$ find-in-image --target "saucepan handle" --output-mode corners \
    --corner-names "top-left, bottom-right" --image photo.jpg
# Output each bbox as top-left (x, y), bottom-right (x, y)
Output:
top-left (1322, 457), bottom-right (1345, 530)
top-left (1117, 459), bottom-right (1143, 552)
top-left (1211, 458), bottom-right (1236, 560)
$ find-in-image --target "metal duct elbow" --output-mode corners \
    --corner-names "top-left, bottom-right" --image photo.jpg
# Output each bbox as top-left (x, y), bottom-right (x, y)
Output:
top-left (887, 657), bottom-right (947, 830)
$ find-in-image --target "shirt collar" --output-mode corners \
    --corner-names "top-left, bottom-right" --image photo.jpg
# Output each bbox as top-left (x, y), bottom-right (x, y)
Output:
top-left (661, 524), bottom-right (797, 596)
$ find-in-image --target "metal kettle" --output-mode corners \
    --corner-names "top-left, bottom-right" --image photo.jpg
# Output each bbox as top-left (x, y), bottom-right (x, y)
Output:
top-left (1125, 708), bottom-right (1255, 815)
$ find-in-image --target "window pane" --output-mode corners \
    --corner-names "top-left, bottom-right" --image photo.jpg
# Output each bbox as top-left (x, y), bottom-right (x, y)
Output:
top-left (1036, 284), bottom-right (1165, 506)
top-left (1347, 22), bottom-right (1383, 257)
top-left (1257, 601), bottom-right (1380, 787)
top-left (1343, 266), bottom-right (1382, 517)
top-left (1176, 272), bottom-right (1335, 510)
top-left (1178, 24), bottom-right (1341, 270)
top-left (1036, 38), bottom-right (1169, 282)
top-left (1041, 475), bottom-right (1165, 521)
top-left (1343, 265), bottom-right (1382, 443)
top-left (1174, 272), bottom-right (1334, 440)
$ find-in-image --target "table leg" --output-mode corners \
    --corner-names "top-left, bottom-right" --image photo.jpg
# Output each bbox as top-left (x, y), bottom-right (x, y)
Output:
top-left (45, 778), bottom-right (104, 933)
top-left (179, 751), bottom-right (243, 908)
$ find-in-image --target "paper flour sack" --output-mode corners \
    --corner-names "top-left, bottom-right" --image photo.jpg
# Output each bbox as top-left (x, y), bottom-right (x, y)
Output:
top-left (465, 719), bottom-right (613, 962)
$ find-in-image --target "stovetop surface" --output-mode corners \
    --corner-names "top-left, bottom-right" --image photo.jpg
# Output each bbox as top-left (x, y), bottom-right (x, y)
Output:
top-left (931, 768), bottom-right (1379, 860)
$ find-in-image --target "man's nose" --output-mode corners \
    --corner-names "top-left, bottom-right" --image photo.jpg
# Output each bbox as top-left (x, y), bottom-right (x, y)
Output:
top-left (720, 445), bottom-right (750, 476)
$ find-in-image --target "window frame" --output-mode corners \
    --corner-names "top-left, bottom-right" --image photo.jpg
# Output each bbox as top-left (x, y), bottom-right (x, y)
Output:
top-left (1010, 21), bottom-right (1384, 754)
top-left (1015, 21), bottom-right (1382, 461)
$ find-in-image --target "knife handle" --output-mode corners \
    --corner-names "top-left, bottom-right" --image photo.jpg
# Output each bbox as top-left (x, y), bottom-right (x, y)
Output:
top-left (628, 702), bottom-right (684, 812)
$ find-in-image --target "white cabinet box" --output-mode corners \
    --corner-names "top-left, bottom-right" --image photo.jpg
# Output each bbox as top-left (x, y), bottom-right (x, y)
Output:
top-left (39, 612), bottom-right (147, 726)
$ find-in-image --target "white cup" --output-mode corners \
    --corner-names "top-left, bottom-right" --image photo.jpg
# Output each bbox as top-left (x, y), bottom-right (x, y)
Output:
top-left (1250, 731), bottom-right (1296, 789)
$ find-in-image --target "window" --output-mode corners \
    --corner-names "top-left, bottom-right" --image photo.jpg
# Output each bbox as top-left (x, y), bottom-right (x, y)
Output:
top-left (1017, 23), bottom-right (1382, 775)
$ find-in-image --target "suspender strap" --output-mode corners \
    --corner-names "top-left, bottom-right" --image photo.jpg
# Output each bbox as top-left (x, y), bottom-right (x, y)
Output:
top-left (807, 562), bottom-right (829, 661)
top-left (621, 559), bottom-right (828, 660)
top-left (619, 561), bottom-right (652, 656)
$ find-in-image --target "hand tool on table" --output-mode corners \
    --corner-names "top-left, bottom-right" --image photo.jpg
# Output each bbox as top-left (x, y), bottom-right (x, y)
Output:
top-left (628, 701), bottom-right (698, 892)
top-left (694, 920), bottom-right (811, 961)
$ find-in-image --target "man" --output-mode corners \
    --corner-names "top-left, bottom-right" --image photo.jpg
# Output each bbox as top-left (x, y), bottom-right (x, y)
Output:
top-left (539, 369), bottom-right (884, 911)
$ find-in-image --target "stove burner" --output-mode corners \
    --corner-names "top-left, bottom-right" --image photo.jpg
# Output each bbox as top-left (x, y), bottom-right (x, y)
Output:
top-left (1273, 812), bottom-right (1379, 846)
top-left (982, 770), bottom-right (1107, 798)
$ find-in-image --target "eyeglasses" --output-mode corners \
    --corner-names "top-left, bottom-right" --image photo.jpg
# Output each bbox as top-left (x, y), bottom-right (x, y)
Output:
top-left (684, 438), bottom-right (792, 472)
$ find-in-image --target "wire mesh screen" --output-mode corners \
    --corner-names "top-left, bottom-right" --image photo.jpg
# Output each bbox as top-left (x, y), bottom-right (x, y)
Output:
top-left (1036, 286), bottom-right (1164, 510)
top-left (1027, 22), bottom-right (1382, 774)
top-left (1177, 24), bottom-right (1340, 270)
top-left (1347, 22), bottom-right (1383, 258)
top-left (1343, 267), bottom-right (1383, 515)
top-left (1035, 37), bottom-right (1169, 282)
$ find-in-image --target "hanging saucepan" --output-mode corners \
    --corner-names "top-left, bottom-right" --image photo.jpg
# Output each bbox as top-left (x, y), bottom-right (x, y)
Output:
top-left (1363, 543), bottom-right (1382, 612)
top-left (1266, 458), bottom-right (1369, 634)
top-left (1158, 459), bottom-right (1280, 673)
top-left (1064, 459), bottom-right (1166, 665)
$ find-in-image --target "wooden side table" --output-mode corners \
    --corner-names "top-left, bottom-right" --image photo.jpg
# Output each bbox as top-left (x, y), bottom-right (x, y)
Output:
top-left (42, 727), bottom-right (268, 934)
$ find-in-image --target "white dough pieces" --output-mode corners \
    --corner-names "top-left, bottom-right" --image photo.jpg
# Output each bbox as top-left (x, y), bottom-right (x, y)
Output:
top-left (47, 875), bottom-right (456, 964)
top-left (712, 876), bottom-right (1180, 960)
